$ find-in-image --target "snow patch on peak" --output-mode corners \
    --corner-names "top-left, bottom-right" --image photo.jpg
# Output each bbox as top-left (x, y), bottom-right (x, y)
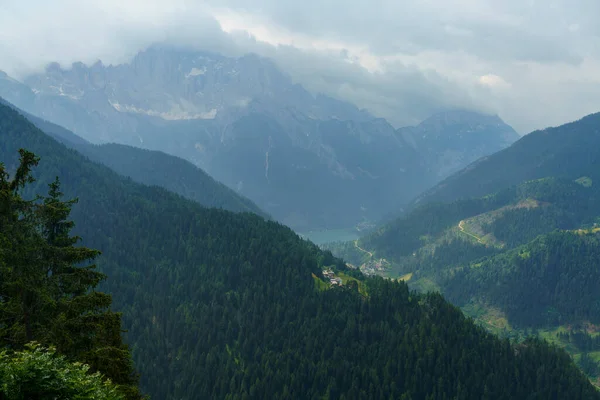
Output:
top-left (109, 101), bottom-right (217, 120)
top-left (185, 67), bottom-right (207, 78)
top-left (49, 85), bottom-right (82, 100)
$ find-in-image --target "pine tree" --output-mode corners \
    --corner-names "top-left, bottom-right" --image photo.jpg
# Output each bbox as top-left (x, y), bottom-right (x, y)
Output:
top-left (0, 149), bottom-right (43, 345)
top-left (0, 149), bottom-right (143, 399)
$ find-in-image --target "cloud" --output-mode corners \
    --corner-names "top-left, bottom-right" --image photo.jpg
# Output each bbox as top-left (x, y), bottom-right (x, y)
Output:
top-left (2, 0), bottom-right (600, 132)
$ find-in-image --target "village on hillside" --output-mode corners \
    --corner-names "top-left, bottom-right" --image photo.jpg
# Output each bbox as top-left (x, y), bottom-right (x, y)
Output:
top-left (322, 269), bottom-right (343, 286)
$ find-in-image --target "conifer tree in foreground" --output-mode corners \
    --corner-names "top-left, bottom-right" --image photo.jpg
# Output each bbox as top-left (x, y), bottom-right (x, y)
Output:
top-left (0, 149), bottom-right (143, 399)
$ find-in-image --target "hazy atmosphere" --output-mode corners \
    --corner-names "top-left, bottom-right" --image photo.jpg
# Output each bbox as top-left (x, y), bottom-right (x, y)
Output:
top-left (3, 0), bottom-right (600, 132)
top-left (2, 1), bottom-right (600, 398)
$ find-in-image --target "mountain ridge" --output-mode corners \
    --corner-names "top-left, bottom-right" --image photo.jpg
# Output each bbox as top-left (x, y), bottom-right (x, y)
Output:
top-left (0, 46), bottom-right (519, 230)
top-left (1, 96), bottom-right (598, 398)
top-left (412, 112), bottom-right (600, 206)
top-left (337, 110), bottom-right (600, 382)
top-left (0, 97), bottom-right (266, 217)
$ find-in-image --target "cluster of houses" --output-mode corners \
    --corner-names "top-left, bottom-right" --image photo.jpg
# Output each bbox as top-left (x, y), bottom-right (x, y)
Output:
top-left (322, 269), bottom-right (343, 286)
top-left (360, 258), bottom-right (389, 276)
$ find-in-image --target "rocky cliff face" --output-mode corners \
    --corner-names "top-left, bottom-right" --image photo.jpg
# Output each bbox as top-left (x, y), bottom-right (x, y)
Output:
top-left (0, 46), bottom-right (517, 230)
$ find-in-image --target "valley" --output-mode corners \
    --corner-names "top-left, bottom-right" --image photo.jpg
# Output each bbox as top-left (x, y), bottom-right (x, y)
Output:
top-left (298, 228), bottom-right (360, 245)
top-left (324, 113), bottom-right (600, 385)
top-left (2, 98), bottom-right (598, 398)
top-left (1, 9), bottom-right (600, 397)
top-left (0, 47), bottom-right (518, 232)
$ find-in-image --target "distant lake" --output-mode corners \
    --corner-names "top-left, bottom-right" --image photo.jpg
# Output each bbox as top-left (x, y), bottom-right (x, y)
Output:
top-left (298, 228), bottom-right (360, 245)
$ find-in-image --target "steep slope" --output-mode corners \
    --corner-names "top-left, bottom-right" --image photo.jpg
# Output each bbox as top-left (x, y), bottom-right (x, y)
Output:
top-left (2, 99), bottom-right (266, 216)
top-left (444, 230), bottom-right (600, 328)
top-left (413, 112), bottom-right (600, 206)
top-left (348, 113), bottom-right (600, 382)
top-left (365, 176), bottom-right (600, 263)
top-left (443, 229), bottom-right (600, 383)
top-left (204, 113), bottom-right (425, 229)
top-left (1, 100), bottom-right (598, 399)
top-left (0, 46), bottom-right (517, 231)
top-left (21, 110), bottom-right (90, 146)
top-left (364, 111), bottom-right (600, 266)
top-left (399, 110), bottom-right (519, 179)
top-left (73, 143), bottom-right (267, 217)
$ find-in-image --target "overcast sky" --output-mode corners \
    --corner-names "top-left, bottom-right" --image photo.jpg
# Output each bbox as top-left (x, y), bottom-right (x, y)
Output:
top-left (2, 0), bottom-right (600, 132)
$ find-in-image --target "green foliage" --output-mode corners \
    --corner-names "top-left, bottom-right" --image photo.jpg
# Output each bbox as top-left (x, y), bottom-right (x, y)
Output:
top-left (444, 231), bottom-right (600, 328)
top-left (579, 352), bottom-right (600, 378)
top-left (368, 174), bottom-right (600, 267)
top-left (0, 148), bottom-right (141, 399)
top-left (349, 113), bottom-right (600, 383)
top-left (1, 103), bottom-right (599, 399)
top-left (363, 191), bottom-right (512, 260)
top-left (73, 143), bottom-right (267, 217)
top-left (415, 111), bottom-right (600, 205)
top-left (0, 343), bottom-right (123, 400)
top-left (576, 176), bottom-right (593, 188)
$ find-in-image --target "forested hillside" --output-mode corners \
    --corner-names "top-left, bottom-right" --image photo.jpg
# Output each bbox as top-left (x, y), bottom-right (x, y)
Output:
top-left (0, 100), bottom-right (268, 217)
top-left (0, 149), bottom-right (142, 398)
top-left (364, 111), bottom-right (600, 263)
top-left (2, 102), bottom-right (600, 398)
top-left (349, 112), bottom-right (600, 384)
top-left (364, 173), bottom-right (600, 263)
top-left (444, 230), bottom-right (600, 327)
top-left (356, 177), bottom-right (600, 384)
top-left (73, 143), bottom-right (267, 217)
top-left (441, 229), bottom-right (600, 383)
top-left (413, 112), bottom-right (600, 206)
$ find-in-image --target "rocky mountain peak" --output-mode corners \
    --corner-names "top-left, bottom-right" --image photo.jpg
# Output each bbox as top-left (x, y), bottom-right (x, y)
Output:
top-left (417, 110), bottom-right (515, 137)
top-left (0, 46), bottom-right (519, 230)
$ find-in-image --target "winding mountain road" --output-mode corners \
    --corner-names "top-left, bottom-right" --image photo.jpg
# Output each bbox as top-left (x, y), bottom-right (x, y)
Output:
top-left (458, 220), bottom-right (484, 244)
top-left (354, 240), bottom-right (373, 258)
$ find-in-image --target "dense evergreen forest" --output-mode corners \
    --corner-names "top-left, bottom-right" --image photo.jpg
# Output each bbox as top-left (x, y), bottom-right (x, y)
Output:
top-left (444, 231), bottom-right (600, 327)
top-left (366, 174), bottom-right (600, 262)
top-left (73, 142), bottom-right (267, 217)
top-left (360, 182), bottom-right (600, 383)
top-left (0, 149), bottom-right (141, 398)
top-left (2, 102), bottom-right (600, 398)
top-left (350, 112), bottom-right (600, 385)
top-left (4, 100), bottom-right (268, 217)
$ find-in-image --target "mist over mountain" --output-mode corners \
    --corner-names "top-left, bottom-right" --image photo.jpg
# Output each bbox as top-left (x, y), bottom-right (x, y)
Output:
top-left (4, 1), bottom-right (600, 398)
top-left (399, 110), bottom-right (519, 179)
top-left (412, 112), bottom-right (600, 206)
top-left (0, 46), bottom-right (518, 231)
top-left (1, 98), bottom-right (598, 399)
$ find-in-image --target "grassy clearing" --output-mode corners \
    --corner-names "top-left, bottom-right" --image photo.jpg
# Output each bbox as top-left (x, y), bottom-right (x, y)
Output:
top-left (536, 326), bottom-right (572, 348)
top-left (589, 351), bottom-right (600, 363)
top-left (337, 271), bottom-right (368, 297)
top-left (410, 277), bottom-right (441, 293)
top-left (518, 250), bottom-right (531, 260)
top-left (462, 303), bottom-right (511, 335)
top-left (574, 227), bottom-right (600, 235)
top-left (576, 176), bottom-right (593, 187)
top-left (312, 273), bottom-right (329, 292)
top-left (398, 272), bottom-right (413, 282)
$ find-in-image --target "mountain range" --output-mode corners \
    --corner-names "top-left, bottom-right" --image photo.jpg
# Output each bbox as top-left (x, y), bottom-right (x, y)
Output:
top-left (342, 111), bottom-right (600, 384)
top-left (0, 45), bottom-right (519, 231)
top-left (0, 98), bottom-right (266, 217)
top-left (1, 98), bottom-right (598, 399)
